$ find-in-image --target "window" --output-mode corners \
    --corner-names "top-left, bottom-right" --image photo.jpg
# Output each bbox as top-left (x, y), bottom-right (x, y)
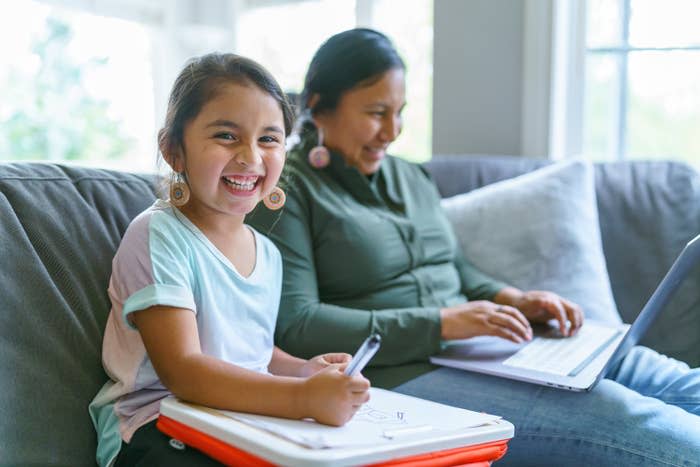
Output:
top-left (2, 0), bottom-right (434, 168)
top-left (371, 0), bottom-right (433, 162)
top-left (0, 0), bottom-right (157, 171)
top-left (235, 0), bottom-right (356, 93)
top-left (236, 0), bottom-right (433, 162)
top-left (583, 0), bottom-right (700, 164)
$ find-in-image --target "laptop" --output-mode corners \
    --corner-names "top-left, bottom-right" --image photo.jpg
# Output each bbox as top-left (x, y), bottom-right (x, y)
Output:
top-left (430, 233), bottom-right (700, 392)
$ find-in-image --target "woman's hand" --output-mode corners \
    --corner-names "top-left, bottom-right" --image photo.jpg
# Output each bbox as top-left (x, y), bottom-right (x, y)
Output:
top-left (496, 287), bottom-right (584, 337)
top-left (301, 365), bottom-right (370, 426)
top-left (299, 352), bottom-right (352, 377)
top-left (439, 301), bottom-right (533, 343)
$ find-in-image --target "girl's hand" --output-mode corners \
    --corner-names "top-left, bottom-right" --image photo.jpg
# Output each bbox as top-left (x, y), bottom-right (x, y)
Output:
top-left (439, 301), bottom-right (533, 343)
top-left (301, 365), bottom-right (371, 426)
top-left (511, 290), bottom-right (584, 337)
top-left (299, 353), bottom-right (352, 377)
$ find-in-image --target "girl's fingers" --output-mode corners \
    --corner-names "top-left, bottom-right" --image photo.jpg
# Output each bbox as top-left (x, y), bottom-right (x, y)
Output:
top-left (323, 352), bottom-right (352, 364)
top-left (349, 376), bottom-right (371, 391)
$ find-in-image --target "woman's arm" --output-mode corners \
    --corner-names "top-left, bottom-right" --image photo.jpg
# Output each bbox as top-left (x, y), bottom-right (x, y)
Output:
top-left (132, 305), bottom-right (369, 426)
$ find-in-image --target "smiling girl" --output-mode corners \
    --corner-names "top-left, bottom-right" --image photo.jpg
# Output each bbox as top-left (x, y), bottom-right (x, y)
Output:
top-left (89, 53), bottom-right (369, 467)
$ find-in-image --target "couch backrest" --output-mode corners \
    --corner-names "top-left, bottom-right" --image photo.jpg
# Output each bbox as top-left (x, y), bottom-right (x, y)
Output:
top-left (425, 155), bottom-right (700, 367)
top-left (0, 163), bottom-right (157, 466)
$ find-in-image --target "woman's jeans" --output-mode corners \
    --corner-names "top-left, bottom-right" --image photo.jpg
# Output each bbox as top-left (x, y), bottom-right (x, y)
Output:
top-left (394, 346), bottom-right (700, 466)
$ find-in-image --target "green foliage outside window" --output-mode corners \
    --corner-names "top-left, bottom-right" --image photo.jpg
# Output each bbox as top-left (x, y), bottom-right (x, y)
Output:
top-left (0, 17), bottom-right (132, 162)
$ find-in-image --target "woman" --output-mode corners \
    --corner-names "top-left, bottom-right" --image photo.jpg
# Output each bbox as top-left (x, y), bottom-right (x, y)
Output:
top-left (248, 29), bottom-right (700, 465)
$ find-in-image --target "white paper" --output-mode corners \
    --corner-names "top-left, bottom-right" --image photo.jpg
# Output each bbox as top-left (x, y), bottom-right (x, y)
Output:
top-left (217, 388), bottom-right (500, 449)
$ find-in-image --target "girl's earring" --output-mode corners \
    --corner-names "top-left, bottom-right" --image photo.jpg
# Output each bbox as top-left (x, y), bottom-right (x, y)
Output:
top-left (170, 172), bottom-right (190, 206)
top-left (308, 126), bottom-right (330, 169)
top-left (263, 186), bottom-right (286, 210)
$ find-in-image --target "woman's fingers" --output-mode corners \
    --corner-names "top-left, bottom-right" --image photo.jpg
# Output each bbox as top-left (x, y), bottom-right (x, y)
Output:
top-left (562, 298), bottom-right (584, 334)
top-left (489, 307), bottom-right (532, 342)
top-left (499, 305), bottom-right (531, 331)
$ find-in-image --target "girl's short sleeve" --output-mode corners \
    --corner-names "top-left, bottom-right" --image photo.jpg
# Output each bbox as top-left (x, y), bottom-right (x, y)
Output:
top-left (110, 211), bottom-right (196, 328)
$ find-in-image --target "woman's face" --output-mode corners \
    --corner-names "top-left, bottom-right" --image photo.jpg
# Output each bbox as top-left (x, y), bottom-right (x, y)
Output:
top-left (316, 68), bottom-right (406, 175)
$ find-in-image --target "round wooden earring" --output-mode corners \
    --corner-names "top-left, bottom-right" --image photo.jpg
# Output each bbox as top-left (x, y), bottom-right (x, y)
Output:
top-left (263, 186), bottom-right (286, 210)
top-left (170, 173), bottom-right (190, 206)
top-left (308, 127), bottom-right (330, 169)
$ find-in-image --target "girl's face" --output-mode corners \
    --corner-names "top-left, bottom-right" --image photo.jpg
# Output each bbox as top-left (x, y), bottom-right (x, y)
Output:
top-left (174, 82), bottom-right (286, 220)
top-left (315, 68), bottom-right (406, 175)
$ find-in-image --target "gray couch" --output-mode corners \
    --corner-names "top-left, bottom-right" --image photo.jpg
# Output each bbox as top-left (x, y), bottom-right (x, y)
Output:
top-left (1, 156), bottom-right (699, 466)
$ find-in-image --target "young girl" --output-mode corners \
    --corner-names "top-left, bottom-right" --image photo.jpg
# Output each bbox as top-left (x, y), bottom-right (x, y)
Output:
top-left (89, 53), bottom-right (370, 467)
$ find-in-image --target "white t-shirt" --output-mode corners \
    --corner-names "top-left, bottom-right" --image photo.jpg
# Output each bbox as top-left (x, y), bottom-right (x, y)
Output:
top-left (89, 199), bottom-right (282, 467)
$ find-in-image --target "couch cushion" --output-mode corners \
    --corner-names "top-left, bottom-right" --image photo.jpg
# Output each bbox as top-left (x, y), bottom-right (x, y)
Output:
top-left (440, 160), bottom-right (621, 324)
top-left (0, 163), bottom-right (157, 466)
top-left (594, 161), bottom-right (700, 366)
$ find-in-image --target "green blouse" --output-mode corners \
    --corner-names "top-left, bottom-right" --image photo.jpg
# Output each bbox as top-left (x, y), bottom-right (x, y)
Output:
top-left (247, 148), bottom-right (508, 388)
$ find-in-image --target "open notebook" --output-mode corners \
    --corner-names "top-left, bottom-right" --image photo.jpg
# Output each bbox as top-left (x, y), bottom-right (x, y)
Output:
top-left (431, 233), bottom-right (700, 392)
top-left (158, 388), bottom-right (514, 466)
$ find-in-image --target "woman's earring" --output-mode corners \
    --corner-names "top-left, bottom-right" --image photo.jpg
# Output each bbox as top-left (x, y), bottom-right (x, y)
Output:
top-left (308, 127), bottom-right (330, 169)
top-left (170, 172), bottom-right (190, 206)
top-left (263, 186), bottom-right (286, 210)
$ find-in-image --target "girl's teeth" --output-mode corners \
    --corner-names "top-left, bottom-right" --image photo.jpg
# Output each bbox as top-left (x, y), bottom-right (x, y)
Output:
top-left (223, 177), bottom-right (257, 191)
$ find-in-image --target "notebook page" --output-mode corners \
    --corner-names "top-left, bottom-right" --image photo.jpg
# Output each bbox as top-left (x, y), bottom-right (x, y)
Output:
top-left (218, 388), bottom-right (500, 449)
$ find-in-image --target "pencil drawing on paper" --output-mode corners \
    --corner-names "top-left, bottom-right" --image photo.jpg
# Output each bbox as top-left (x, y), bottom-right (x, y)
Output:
top-left (353, 404), bottom-right (407, 426)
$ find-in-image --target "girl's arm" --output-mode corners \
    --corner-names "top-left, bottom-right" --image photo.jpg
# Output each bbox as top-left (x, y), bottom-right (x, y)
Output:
top-left (132, 305), bottom-right (369, 426)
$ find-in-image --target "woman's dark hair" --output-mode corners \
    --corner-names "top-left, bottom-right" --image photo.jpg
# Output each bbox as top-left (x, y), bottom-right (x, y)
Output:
top-left (300, 28), bottom-right (404, 120)
top-left (158, 53), bottom-right (294, 160)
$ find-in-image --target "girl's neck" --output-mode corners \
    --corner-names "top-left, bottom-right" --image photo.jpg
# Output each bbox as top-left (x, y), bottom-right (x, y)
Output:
top-left (175, 201), bottom-right (257, 277)
top-left (176, 202), bottom-right (246, 239)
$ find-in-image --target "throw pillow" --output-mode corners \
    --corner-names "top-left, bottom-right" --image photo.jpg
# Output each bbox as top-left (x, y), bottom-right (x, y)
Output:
top-left (441, 160), bottom-right (621, 324)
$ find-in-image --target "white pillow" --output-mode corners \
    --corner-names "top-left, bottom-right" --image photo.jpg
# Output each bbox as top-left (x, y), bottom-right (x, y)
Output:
top-left (441, 160), bottom-right (621, 324)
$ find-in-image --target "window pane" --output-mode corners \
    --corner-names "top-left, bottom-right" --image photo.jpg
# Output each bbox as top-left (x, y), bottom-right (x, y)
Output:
top-left (372, 0), bottom-right (433, 162)
top-left (629, 0), bottom-right (700, 48)
top-left (582, 53), bottom-right (622, 161)
top-left (236, 0), bottom-right (355, 93)
top-left (586, 0), bottom-right (625, 48)
top-left (626, 51), bottom-right (700, 164)
top-left (0, 1), bottom-right (156, 171)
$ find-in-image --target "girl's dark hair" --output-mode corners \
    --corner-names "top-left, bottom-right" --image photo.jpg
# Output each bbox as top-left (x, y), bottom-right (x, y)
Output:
top-left (299, 28), bottom-right (404, 127)
top-left (158, 53), bottom-right (294, 160)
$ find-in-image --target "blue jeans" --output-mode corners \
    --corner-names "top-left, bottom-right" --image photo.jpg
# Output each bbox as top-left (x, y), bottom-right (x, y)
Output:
top-left (393, 346), bottom-right (700, 466)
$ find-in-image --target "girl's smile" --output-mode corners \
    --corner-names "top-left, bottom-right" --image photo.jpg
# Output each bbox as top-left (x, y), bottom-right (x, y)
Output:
top-left (221, 173), bottom-right (263, 197)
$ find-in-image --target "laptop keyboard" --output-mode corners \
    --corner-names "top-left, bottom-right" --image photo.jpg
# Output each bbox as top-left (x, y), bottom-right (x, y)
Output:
top-left (502, 323), bottom-right (621, 376)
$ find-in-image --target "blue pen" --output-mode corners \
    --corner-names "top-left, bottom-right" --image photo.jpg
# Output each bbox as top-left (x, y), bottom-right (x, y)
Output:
top-left (344, 334), bottom-right (382, 376)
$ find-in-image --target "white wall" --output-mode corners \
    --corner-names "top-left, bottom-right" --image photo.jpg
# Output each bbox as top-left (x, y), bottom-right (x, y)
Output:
top-left (433, 0), bottom-right (527, 156)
